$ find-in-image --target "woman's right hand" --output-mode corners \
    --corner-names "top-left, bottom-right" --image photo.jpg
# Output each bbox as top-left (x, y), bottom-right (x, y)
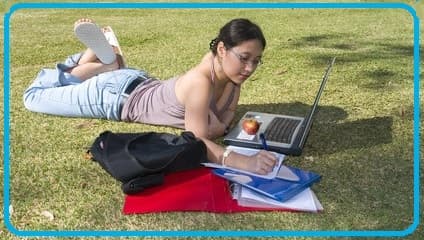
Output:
top-left (229, 150), bottom-right (278, 175)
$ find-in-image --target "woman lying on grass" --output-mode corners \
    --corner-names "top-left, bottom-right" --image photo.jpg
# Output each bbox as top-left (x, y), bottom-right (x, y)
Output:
top-left (23, 18), bottom-right (277, 175)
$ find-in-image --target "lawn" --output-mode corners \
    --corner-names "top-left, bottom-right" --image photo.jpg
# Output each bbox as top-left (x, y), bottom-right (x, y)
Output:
top-left (1, 1), bottom-right (422, 239)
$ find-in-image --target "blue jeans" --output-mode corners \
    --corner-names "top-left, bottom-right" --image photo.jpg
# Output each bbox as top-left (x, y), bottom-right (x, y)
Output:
top-left (23, 53), bottom-right (148, 120)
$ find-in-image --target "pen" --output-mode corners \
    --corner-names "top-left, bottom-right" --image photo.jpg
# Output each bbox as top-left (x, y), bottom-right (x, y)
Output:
top-left (259, 133), bottom-right (269, 150)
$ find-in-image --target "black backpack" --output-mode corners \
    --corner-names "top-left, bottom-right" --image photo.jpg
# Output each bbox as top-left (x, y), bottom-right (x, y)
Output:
top-left (87, 131), bottom-right (208, 194)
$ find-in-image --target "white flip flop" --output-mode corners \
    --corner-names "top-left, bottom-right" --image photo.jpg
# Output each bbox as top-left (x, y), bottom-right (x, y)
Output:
top-left (103, 26), bottom-right (126, 67)
top-left (74, 21), bottom-right (116, 64)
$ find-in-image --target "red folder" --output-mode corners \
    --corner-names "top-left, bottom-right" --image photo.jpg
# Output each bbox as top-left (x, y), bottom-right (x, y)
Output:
top-left (123, 167), bottom-right (292, 214)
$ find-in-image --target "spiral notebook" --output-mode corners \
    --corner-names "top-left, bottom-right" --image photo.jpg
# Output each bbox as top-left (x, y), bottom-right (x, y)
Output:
top-left (213, 165), bottom-right (321, 202)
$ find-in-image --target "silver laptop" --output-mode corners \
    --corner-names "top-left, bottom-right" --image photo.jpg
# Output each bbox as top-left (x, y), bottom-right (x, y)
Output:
top-left (224, 57), bottom-right (336, 155)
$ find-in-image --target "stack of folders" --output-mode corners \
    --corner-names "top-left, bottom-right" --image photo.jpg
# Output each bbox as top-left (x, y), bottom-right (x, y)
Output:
top-left (202, 146), bottom-right (323, 213)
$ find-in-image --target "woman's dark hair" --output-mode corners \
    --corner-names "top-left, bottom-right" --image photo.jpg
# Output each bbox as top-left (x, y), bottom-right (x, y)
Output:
top-left (209, 18), bottom-right (266, 55)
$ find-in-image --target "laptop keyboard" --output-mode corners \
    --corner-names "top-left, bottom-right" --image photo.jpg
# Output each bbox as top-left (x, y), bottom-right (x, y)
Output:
top-left (264, 117), bottom-right (302, 144)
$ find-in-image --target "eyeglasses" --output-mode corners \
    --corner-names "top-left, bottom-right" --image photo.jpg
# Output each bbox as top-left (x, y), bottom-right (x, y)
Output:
top-left (229, 48), bottom-right (263, 67)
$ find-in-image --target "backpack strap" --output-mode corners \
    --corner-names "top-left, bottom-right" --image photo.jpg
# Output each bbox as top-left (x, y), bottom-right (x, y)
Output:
top-left (122, 173), bottom-right (165, 195)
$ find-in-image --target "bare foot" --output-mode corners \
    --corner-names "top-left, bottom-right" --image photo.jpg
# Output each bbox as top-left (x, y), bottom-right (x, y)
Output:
top-left (74, 18), bottom-right (95, 30)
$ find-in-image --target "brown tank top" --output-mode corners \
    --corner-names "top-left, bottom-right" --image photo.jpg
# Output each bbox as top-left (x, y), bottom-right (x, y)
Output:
top-left (120, 77), bottom-right (186, 128)
top-left (120, 75), bottom-right (235, 129)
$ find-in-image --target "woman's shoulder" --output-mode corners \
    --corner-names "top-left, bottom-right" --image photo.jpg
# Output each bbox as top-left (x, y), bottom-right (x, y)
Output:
top-left (177, 68), bottom-right (211, 93)
top-left (179, 53), bottom-right (213, 87)
top-left (174, 61), bottom-right (213, 105)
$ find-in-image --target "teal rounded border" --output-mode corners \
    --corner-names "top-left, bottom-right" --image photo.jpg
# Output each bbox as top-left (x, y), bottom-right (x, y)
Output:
top-left (3, 2), bottom-right (421, 238)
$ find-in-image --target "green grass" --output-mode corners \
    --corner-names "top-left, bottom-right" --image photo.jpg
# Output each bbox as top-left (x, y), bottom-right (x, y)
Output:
top-left (1, 1), bottom-right (423, 240)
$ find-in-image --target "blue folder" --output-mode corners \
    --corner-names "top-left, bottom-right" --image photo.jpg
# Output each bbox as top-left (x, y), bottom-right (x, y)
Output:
top-left (213, 166), bottom-right (321, 202)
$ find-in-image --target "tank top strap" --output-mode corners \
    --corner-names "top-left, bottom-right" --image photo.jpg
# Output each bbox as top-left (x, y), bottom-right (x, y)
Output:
top-left (209, 56), bottom-right (218, 113)
top-left (210, 55), bottom-right (216, 85)
top-left (209, 56), bottom-right (236, 117)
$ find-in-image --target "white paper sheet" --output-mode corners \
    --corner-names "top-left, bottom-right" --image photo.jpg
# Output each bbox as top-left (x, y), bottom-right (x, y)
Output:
top-left (238, 186), bottom-right (323, 213)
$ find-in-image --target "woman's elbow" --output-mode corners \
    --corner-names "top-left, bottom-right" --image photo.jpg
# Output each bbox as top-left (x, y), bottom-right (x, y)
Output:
top-left (185, 127), bottom-right (211, 140)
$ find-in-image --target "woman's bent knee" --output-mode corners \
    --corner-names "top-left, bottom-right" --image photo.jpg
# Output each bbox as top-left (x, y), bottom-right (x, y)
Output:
top-left (22, 88), bottom-right (38, 112)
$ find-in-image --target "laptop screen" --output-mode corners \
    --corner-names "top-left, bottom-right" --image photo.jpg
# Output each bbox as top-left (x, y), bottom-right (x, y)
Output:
top-left (299, 57), bottom-right (336, 148)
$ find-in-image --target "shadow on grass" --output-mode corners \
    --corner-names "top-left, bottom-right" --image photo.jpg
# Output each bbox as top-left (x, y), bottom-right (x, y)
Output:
top-left (286, 33), bottom-right (420, 90)
top-left (236, 102), bottom-right (393, 156)
top-left (307, 116), bottom-right (393, 156)
top-left (290, 33), bottom-right (419, 60)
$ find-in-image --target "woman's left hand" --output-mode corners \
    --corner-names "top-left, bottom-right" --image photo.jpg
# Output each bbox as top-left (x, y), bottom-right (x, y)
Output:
top-left (208, 110), bottom-right (226, 139)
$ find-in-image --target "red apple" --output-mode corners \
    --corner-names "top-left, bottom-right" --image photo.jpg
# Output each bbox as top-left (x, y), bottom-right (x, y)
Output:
top-left (242, 118), bottom-right (260, 135)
